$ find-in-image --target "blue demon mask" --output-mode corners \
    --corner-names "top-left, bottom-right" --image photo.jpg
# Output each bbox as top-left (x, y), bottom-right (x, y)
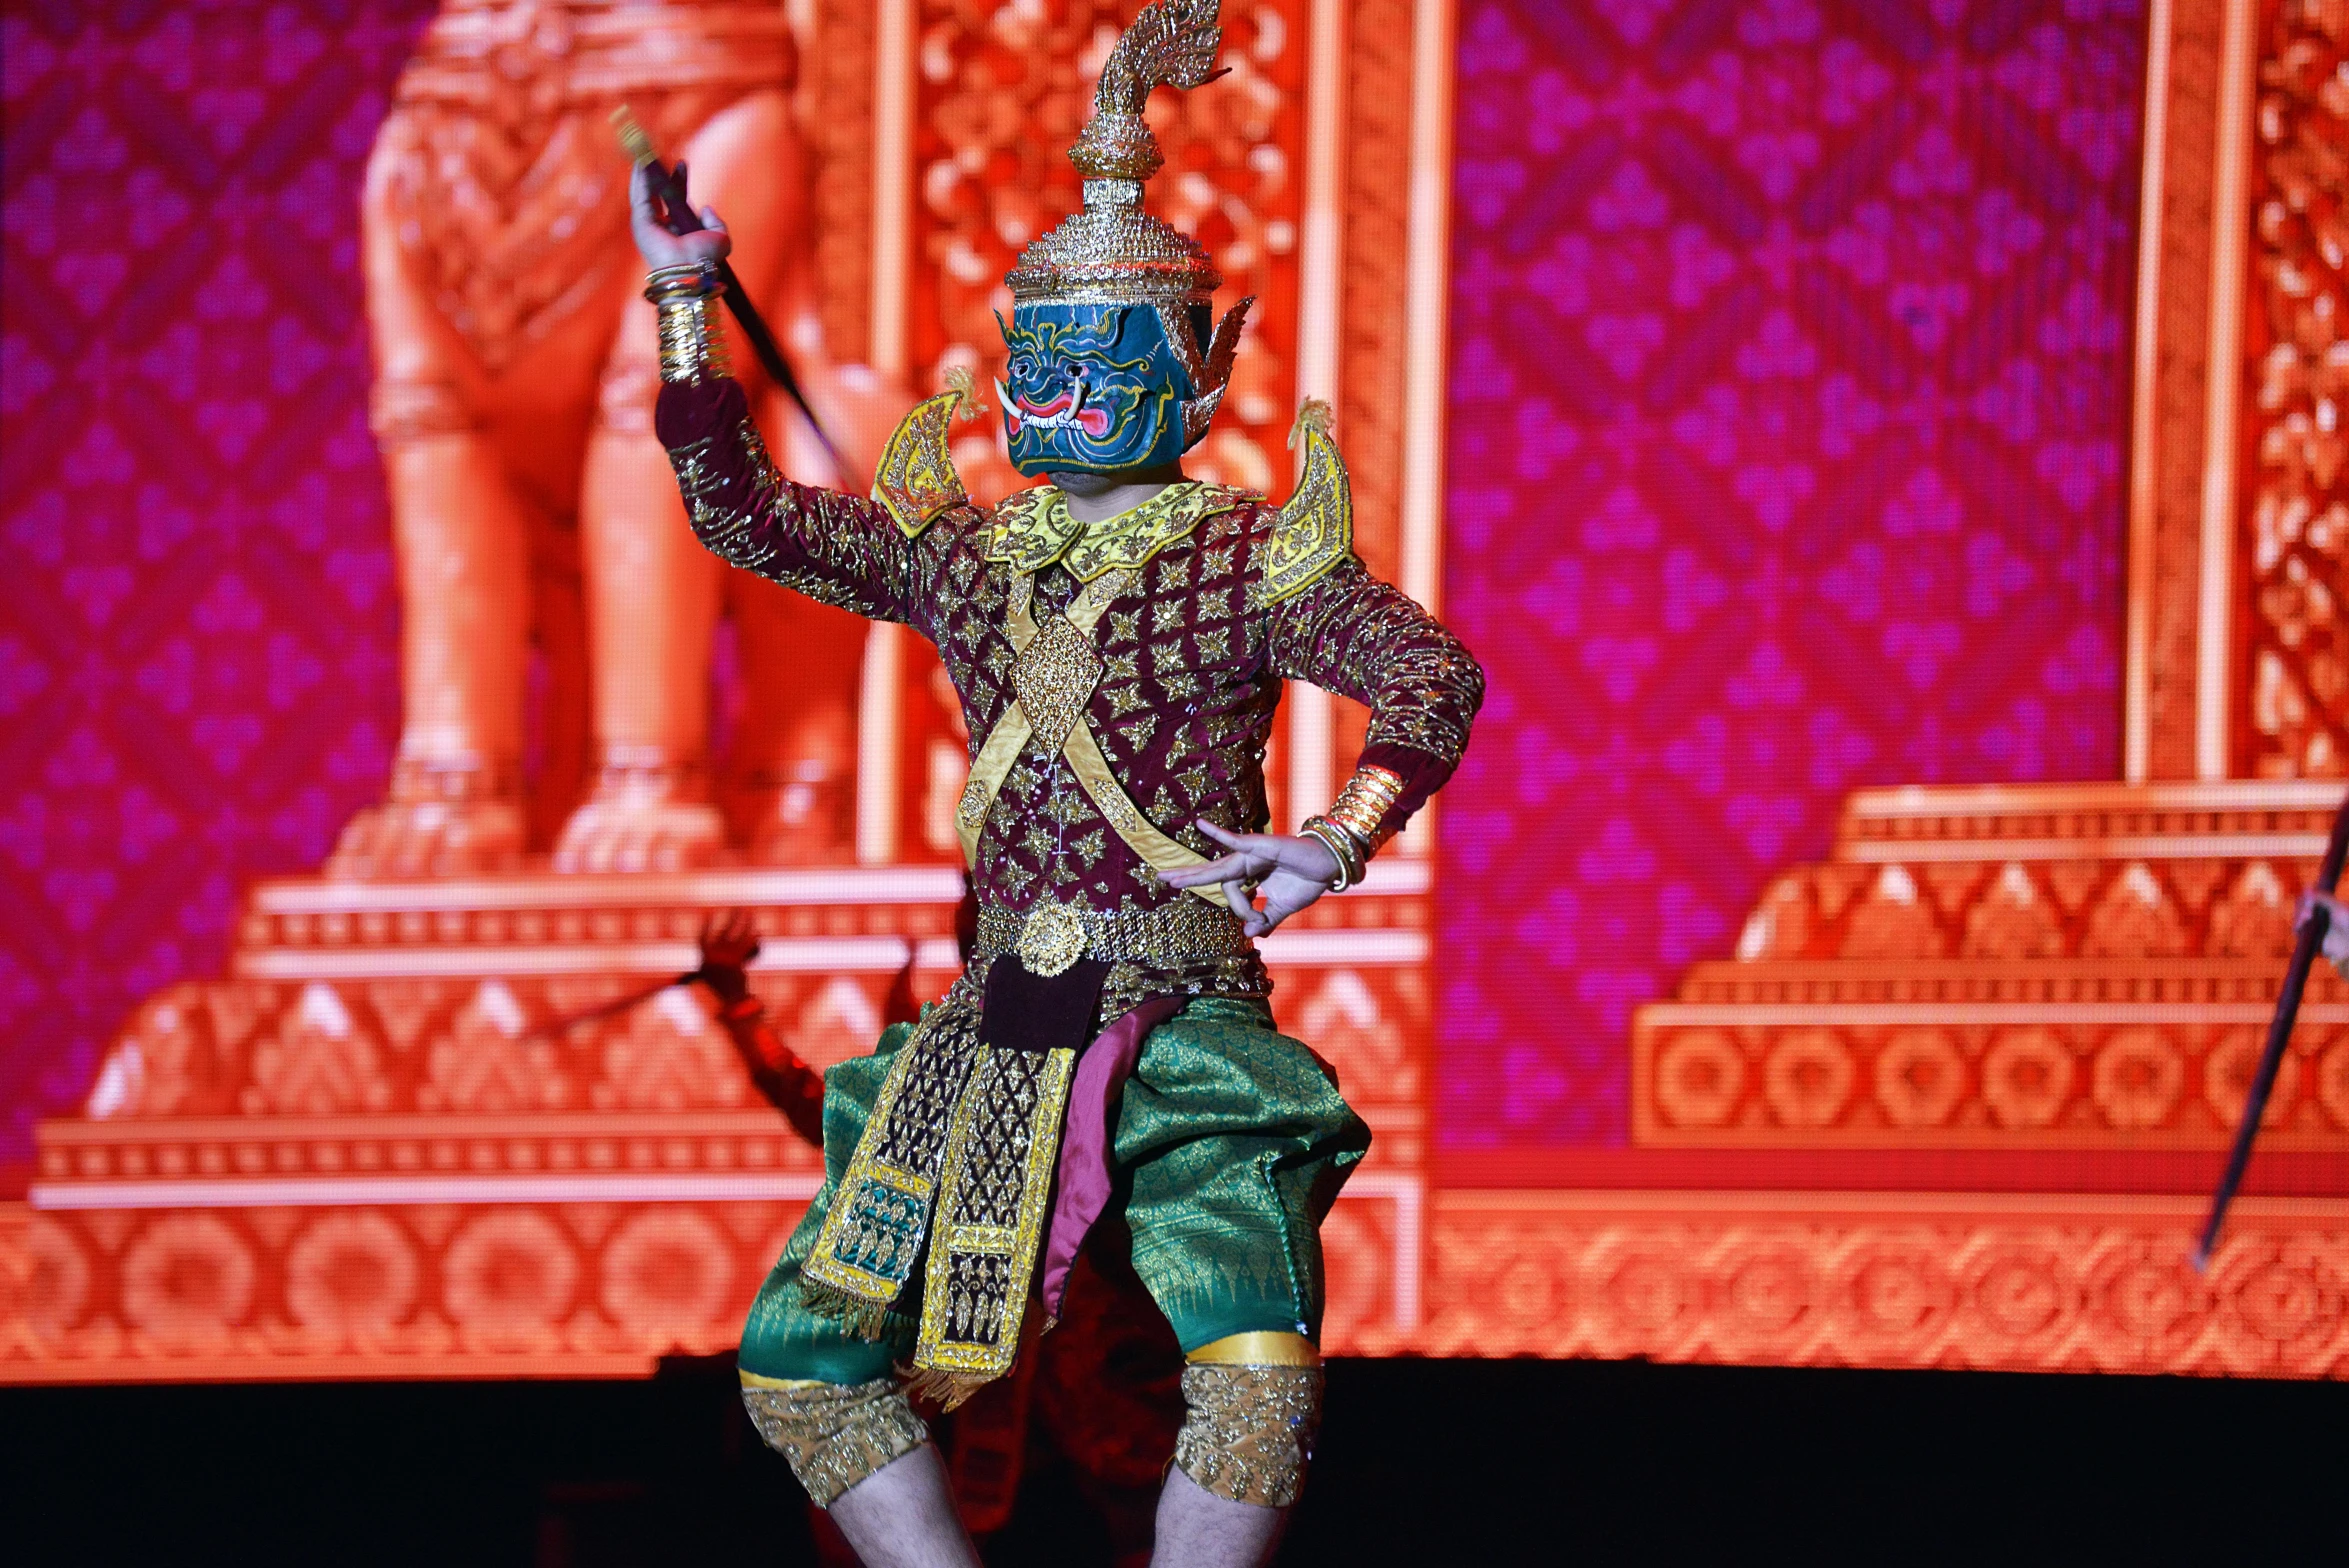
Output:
top-left (990, 0), bottom-right (1254, 477)
top-left (999, 302), bottom-right (1215, 476)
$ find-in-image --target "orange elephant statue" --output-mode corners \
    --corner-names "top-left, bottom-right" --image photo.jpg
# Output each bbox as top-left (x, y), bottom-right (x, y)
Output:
top-left (330, 0), bottom-right (894, 878)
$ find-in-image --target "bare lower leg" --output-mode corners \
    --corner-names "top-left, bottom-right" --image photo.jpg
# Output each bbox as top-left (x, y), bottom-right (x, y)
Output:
top-left (1150, 1464), bottom-right (1290, 1568)
top-left (825, 1443), bottom-right (981, 1568)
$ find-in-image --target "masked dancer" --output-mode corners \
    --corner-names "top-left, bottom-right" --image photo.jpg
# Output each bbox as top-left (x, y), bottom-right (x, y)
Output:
top-left (631, 4), bottom-right (1482, 1562)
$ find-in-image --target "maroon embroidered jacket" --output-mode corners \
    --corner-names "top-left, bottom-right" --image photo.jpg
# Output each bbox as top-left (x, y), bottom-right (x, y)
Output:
top-left (656, 378), bottom-right (1482, 998)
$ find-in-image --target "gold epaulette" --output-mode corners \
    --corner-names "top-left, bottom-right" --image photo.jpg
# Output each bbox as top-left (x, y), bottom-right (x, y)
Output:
top-left (871, 387), bottom-right (971, 538)
top-left (1254, 401), bottom-right (1354, 608)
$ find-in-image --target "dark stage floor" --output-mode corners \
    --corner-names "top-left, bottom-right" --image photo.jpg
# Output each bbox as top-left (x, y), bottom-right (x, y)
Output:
top-left (4, 1356), bottom-right (2336, 1565)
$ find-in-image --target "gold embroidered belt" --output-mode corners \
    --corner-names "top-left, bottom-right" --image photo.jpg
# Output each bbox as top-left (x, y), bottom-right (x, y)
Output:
top-left (976, 900), bottom-right (1252, 977)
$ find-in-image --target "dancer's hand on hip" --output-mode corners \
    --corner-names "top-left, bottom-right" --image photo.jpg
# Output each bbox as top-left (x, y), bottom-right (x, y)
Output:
top-left (629, 163), bottom-right (733, 271)
top-left (1157, 821), bottom-right (1343, 937)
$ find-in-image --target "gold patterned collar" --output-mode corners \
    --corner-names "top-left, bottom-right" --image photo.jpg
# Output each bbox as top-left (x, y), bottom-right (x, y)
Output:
top-left (988, 481), bottom-right (1251, 582)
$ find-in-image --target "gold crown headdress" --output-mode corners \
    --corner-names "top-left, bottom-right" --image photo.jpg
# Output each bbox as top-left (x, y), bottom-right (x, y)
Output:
top-left (1005, 0), bottom-right (1252, 438)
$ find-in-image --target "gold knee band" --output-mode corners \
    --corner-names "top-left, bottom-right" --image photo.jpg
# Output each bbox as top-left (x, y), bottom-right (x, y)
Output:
top-left (1186, 1331), bottom-right (1321, 1367)
top-left (1172, 1363), bottom-right (1325, 1509)
top-left (738, 1372), bottom-right (930, 1508)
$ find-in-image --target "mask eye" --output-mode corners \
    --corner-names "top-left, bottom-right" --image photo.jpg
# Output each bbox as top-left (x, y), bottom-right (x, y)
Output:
top-left (1060, 360), bottom-right (1087, 381)
top-left (1008, 355), bottom-right (1033, 377)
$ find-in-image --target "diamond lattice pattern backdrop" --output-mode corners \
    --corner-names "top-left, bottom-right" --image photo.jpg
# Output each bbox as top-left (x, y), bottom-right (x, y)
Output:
top-left (1436, 0), bottom-right (2145, 1151)
top-left (0, 1), bottom-right (438, 1184)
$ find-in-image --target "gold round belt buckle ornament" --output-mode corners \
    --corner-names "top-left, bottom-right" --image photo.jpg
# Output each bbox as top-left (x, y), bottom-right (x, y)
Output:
top-left (1016, 902), bottom-right (1088, 977)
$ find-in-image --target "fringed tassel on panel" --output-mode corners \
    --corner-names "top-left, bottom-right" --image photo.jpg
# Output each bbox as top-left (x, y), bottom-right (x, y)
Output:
top-left (798, 1278), bottom-right (894, 1341)
top-left (900, 1363), bottom-right (994, 1413)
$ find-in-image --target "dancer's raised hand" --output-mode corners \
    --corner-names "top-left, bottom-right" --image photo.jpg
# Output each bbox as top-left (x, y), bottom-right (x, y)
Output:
top-left (629, 162), bottom-right (733, 272)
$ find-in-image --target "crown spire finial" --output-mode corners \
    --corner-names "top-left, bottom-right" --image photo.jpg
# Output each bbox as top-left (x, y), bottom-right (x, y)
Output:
top-left (1004, 0), bottom-right (1227, 304)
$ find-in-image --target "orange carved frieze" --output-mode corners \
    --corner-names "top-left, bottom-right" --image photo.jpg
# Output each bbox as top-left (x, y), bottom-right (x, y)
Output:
top-left (1632, 780), bottom-right (2349, 1148)
top-left (2, 1168), bottom-right (1420, 1381)
top-left (108, 865), bottom-right (1432, 1120)
top-left (4, 1197), bottom-right (803, 1379)
top-left (1639, 1004), bottom-right (2349, 1147)
top-left (1417, 1192), bottom-right (2349, 1379)
top-left (90, 975), bottom-right (847, 1127)
top-left (2, 862), bottom-right (1435, 1381)
top-left (12, 1188), bottom-right (2345, 1381)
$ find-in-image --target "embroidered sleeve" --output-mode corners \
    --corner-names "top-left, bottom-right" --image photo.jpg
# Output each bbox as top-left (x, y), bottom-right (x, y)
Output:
top-left (1264, 558), bottom-right (1485, 823)
top-left (655, 379), bottom-right (943, 626)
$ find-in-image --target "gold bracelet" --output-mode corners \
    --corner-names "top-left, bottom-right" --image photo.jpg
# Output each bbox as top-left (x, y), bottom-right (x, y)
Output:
top-left (644, 262), bottom-right (719, 301)
top-left (645, 266), bottom-right (729, 384)
top-left (1323, 764), bottom-right (1405, 857)
top-left (1300, 818), bottom-right (1364, 893)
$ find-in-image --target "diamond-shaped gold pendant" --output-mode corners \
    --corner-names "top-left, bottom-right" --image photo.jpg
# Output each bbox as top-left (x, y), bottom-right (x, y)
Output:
top-left (1009, 614), bottom-right (1103, 758)
top-left (1016, 902), bottom-right (1089, 977)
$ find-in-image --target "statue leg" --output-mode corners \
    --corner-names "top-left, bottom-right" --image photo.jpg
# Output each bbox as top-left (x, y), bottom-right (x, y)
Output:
top-left (730, 578), bottom-right (864, 864)
top-left (329, 126), bottom-right (533, 878)
top-left (556, 88), bottom-right (809, 873)
top-left (724, 117), bottom-right (882, 866)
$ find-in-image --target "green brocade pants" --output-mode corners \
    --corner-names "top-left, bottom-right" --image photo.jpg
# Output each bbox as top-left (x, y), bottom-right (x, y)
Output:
top-left (739, 996), bottom-right (1371, 1383)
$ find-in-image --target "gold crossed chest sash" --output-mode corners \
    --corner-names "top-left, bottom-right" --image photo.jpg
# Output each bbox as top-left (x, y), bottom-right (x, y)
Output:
top-left (799, 570), bottom-right (1231, 1394)
top-left (953, 567), bottom-right (1226, 974)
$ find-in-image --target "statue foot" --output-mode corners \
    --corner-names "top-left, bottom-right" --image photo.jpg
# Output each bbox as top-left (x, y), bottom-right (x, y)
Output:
top-left (740, 760), bottom-right (855, 865)
top-left (552, 753), bottom-right (733, 873)
top-left (326, 760), bottom-right (525, 880)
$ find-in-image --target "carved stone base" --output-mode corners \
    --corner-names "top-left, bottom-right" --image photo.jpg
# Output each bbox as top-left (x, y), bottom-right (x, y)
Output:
top-left (7, 1186), bottom-right (2339, 1380)
top-left (1632, 781), bottom-right (2349, 1149)
top-left (3, 863), bottom-right (1435, 1381)
top-left (14, 781), bottom-right (2346, 1384)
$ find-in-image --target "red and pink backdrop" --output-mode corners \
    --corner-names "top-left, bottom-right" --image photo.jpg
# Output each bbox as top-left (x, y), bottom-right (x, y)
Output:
top-left (1434, 1), bottom-right (2141, 1159)
top-left (0, 0), bottom-right (2143, 1188)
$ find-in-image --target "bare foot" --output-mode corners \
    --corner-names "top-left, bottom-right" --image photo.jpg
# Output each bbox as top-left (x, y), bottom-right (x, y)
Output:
top-left (326, 760), bottom-right (525, 879)
top-left (553, 757), bottom-right (732, 873)
top-left (738, 761), bottom-right (854, 865)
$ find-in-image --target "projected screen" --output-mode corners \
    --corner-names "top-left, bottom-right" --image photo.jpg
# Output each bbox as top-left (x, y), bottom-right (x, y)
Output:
top-left (2, 0), bottom-right (2343, 1387)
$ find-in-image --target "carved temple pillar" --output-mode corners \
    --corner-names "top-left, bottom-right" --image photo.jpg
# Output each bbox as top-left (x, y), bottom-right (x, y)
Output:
top-left (2129, 0), bottom-right (2346, 782)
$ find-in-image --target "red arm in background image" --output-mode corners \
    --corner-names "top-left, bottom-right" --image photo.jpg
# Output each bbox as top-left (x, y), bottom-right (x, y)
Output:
top-left (691, 914), bottom-right (826, 1148)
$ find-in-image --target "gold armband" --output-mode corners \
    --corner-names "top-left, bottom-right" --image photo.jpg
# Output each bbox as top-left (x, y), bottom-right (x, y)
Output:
top-left (644, 264), bottom-right (729, 384)
top-left (1301, 764), bottom-right (1406, 893)
top-left (1324, 764), bottom-right (1405, 853)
